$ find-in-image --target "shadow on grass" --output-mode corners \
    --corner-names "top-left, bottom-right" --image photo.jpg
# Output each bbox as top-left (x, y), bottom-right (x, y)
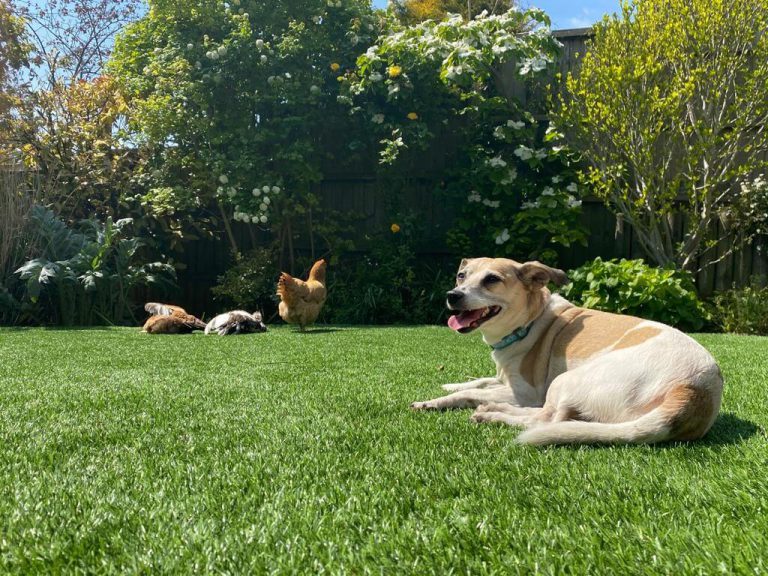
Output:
top-left (698, 412), bottom-right (764, 446)
top-left (294, 328), bottom-right (344, 335)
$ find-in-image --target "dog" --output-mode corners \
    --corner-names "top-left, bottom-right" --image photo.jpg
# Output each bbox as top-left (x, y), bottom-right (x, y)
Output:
top-left (411, 258), bottom-right (723, 445)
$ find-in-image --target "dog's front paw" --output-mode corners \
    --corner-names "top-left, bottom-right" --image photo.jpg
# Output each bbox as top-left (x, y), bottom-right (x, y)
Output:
top-left (411, 400), bottom-right (441, 411)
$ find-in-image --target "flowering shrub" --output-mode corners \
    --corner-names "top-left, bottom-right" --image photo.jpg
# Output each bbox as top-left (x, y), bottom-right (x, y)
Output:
top-left (347, 8), bottom-right (586, 261)
top-left (110, 0), bottom-right (383, 254)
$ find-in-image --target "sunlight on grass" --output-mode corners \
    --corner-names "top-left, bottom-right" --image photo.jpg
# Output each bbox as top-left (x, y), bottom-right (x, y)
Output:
top-left (0, 326), bottom-right (766, 573)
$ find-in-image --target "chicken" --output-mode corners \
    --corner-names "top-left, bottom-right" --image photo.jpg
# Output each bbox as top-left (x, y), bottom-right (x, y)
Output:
top-left (204, 310), bottom-right (267, 335)
top-left (276, 259), bottom-right (327, 331)
top-left (142, 302), bottom-right (206, 334)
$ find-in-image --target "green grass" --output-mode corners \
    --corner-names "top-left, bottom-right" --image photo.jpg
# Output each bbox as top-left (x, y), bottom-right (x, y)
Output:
top-left (0, 326), bottom-right (766, 574)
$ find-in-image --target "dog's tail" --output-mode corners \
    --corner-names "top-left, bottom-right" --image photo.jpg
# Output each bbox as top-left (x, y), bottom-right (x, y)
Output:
top-left (516, 377), bottom-right (722, 446)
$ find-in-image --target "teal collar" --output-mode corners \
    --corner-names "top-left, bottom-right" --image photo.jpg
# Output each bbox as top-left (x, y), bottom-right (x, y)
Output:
top-left (490, 322), bottom-right (533, 351)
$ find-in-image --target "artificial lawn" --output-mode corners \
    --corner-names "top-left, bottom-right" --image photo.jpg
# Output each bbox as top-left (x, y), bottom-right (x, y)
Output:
top-left (0, 326), bottom-right (766, 574)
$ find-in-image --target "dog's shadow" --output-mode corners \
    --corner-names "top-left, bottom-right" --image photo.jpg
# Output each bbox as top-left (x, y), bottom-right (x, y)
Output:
top-left (697, 412), bottom-right (764, 447)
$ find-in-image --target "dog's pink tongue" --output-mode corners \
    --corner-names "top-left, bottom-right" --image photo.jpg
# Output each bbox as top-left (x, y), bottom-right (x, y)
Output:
top-left (447, 309), bottom-right (485, 331)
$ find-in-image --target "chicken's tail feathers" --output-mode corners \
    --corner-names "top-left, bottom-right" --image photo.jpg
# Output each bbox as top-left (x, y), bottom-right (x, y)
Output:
top-left (145, 302), bottom-right (173, 315)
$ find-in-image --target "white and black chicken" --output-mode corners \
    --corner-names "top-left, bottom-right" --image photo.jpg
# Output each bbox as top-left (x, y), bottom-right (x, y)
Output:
top-left (204, 310), bottom-right (267, 336)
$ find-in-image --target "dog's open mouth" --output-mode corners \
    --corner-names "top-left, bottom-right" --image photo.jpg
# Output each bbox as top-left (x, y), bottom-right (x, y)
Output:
top-left (447, 305), bottom-right (501, 333)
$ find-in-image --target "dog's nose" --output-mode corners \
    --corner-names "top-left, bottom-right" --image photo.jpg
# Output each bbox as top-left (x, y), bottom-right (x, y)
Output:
top-left (446, 290), bottom-right (464, 307)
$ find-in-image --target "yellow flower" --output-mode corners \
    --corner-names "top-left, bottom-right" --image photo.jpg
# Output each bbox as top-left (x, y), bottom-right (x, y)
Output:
top-left (388, 65), bottom-right (402, 78)
top-left (330, 62), bottom-right (340, 72)
top-left (407, 112), bottom-right (418, 120)
top-left (390, 223), bottom-right (401, 233)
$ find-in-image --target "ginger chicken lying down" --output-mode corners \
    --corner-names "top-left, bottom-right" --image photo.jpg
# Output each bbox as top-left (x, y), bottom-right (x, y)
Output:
top-left (204, 310), bottom-right (267, 335)
top-left (142, 302), bottom-right (207, 334)
top-left (276, 259), bottom-right (327, 331)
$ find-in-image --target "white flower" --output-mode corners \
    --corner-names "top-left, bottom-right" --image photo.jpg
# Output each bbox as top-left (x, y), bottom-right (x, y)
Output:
top-left (370, 72), bottom-right (383, 82)
top-left (227, 187), bottom-right (237, 198)
top-left (252, 188), bottom-right (261, 197)
top-left (372, 113), bottom-right (385, 124)
top-left (195, 61), bottom-right (202, 69)
top-left (187, 43), bottom-right (194, 50)
top-left (551, 175), bottom-right (563, 184)
top-left (260, 55), bottom-right (268, 64)
top-left (208, 50), bottom-right (219, 61)
top-left (217, 45), bottom-right (227, 56)
top-left (521, 200), bottom-right (539, 209)
top-left (534, 149), bottom-right (548, 160)
top-left (263, 196), bottom-right (271, 205)
top-left (271, 186), bottom-right (280, 194)
top-left (493, 126), bottom-right (506, 140)
top-left (566, 182), bottom-right (578, 193)
top-left (494, 228), bottom-right (511, 245)
top-left (260, 214), bottom-right (268, 223)
top-left (467, 191), bottom-right (482, 203)
top-left (259, 202), bottom-right (268, 211)
top-left (567, 196), bottom-right (582, 209)
top-left (482, 199), bottom-right (501, 208)
top-left (256, 39), bottom-right (264, 49)
top-left (507, 120), bottom-right (525, 130)
top-left (242, 214), bottom-right (251, 223)
top-left (519, 55), bottom-right (548, 75)
top-left (310, 85), bottom-right (321, 95)
top-left (487, 156), bottom-right (507, 168)
top-left (514, 146), bottom-right (533, 161)
top-left (219, 174), bottom-right (229, 184)
top-left (445, 65), bottom-right (463, 80)
top-left (312, 15), bottom-right (322, 24)
top-left (262, 185), bottom-right (270, 193)
top-left (541, 187), bottom-right (555, 196)
top-left (350, 34), bottom-right (359, 46)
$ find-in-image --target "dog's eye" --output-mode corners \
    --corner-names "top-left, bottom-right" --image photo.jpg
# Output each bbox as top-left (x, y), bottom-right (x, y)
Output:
top-left (483, 274), bottom-right (502, 286)
top-left (456, 272), bottom-right (466, 282)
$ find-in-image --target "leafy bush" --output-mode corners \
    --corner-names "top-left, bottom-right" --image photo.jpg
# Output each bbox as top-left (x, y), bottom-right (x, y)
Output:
top-left (712, 280), bottom-right (768, 335)
top-left (561, 257), bottom-right (708, 330)
top-left (321, 222), bottom-right (451, 325)
top-left (13, 206), bottom-right (175, 325)
top-left (211, 247), bottom-right (281, 319)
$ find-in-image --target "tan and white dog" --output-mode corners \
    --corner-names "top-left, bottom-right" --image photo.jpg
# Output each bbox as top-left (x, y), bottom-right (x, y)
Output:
top-left (411, 258), bottom-right (723, 445)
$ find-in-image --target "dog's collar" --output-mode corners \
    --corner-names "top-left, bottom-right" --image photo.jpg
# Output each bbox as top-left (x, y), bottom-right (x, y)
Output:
top-left (490, 322), bottom-right (533, 351)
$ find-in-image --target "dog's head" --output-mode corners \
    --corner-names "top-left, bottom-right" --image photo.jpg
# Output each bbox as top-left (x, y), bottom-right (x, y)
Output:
top-left (445, 258), bottom-right (567, 339)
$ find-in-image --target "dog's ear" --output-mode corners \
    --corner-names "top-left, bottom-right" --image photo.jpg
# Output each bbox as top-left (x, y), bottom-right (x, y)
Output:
top-left (517, 261), bottom-right (568, 289)
top-left (458, 258), bottom-right (469, 270)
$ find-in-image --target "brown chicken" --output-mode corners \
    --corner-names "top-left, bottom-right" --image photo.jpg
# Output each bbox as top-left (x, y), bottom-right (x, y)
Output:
top-left (276, 259), bottom-right (327, 331)
top-left (142, 302), bottom-right (207, 334)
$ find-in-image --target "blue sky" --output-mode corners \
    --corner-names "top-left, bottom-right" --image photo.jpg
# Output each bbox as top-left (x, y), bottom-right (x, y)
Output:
top-left (371, 0), bottom-right (623, 30)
